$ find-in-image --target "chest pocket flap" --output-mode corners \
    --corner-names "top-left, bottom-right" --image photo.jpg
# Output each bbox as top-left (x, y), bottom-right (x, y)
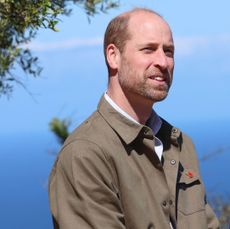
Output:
top-left (178, 169), bottom-right (205, 215)
top-left (179, 169), bottom-right (200, 186)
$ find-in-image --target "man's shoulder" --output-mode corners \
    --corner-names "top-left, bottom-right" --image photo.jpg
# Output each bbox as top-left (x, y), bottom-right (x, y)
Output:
top-left (64, 110), bottom-right (109, 146)
top-left (53, 110), bottom-right (113, 165)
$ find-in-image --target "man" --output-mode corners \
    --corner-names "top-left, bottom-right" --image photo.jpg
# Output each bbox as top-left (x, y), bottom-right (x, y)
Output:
top-left (49, 8), bottom-right (219, 229)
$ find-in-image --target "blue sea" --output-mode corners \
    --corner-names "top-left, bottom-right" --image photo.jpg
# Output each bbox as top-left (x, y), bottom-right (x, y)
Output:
top-left (1, 120), bottom-right (229, 229)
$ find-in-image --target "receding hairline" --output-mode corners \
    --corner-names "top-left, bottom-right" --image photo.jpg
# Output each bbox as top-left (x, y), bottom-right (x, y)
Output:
top-left (103, 8), bottom-right (166, 53)
top-left (117, 7), bottom-right (164, 23)
top-left (126, 8), bottom-right (172, 39)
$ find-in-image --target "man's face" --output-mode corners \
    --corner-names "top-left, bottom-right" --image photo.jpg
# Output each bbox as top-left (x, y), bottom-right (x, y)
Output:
top-left (117, 12), bottom-right (174, 103)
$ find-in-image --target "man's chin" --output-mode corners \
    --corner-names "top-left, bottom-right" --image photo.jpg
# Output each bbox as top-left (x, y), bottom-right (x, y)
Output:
top-left (148, 91), bottom-right (168, 102)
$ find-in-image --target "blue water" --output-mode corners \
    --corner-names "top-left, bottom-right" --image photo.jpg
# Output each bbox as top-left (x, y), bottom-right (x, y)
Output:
top-left (1, 120), bottom-right (229, 229)
top-left (0, 132), bottom-right (56, 229)
top-left (181, 120), bottom-right (230, 196)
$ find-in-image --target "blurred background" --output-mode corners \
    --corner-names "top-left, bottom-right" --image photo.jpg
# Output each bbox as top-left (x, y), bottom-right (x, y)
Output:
top-left (1, 0), bottom-right (230, 228)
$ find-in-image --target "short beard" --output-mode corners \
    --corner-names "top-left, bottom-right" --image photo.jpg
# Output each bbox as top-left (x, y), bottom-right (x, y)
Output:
top-left (118, 58), bottom-right (171, 103)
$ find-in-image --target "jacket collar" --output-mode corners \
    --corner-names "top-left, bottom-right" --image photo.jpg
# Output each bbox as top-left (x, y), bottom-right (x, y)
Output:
top-left (97, 96), bottom-right (182, 150)
top-left (97, 96), bottom-right (151, 145)
top-left (156, 118), bottom-right (182, 151)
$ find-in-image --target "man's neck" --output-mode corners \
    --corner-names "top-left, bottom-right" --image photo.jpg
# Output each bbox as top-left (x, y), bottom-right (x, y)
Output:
top-left (107, 89), bottom-right (153, 125)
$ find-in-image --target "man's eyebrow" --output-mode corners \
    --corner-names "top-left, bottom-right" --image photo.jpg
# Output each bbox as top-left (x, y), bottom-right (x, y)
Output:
top-left (138, 42), bottom-right (158, 47)
top-left (138, 42), bottom-right (174, 48)
top-left (164, 44), bottom-right (175, 51)
top-left (160, 43), bottom-right (175, 54)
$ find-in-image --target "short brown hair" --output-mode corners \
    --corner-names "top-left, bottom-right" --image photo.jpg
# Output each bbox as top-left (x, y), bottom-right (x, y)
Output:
top-left (103, 13), bottom-right (131, 56)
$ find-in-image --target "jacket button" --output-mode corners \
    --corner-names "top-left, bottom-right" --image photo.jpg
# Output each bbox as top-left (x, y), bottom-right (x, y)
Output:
top-left (172, 128), bottom-right (178, 133)
top-left (147, 223), bottom-right (154, 229)
top-left (162, 201), bottom-right (167, 207)
top-left (170, 159), bottom-right (176, 165)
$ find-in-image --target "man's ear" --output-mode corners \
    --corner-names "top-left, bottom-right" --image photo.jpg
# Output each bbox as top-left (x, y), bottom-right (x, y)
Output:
top-left (106, 44), bottom-right (120, 70)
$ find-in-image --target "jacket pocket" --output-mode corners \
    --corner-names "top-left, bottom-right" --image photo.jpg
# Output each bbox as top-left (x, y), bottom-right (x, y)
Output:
top-left (177, 169), bottom-right (206, 215)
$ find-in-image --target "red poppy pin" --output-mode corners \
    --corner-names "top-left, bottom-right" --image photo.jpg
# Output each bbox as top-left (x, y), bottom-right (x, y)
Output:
top-left (186, 171), bottom-right (194, 178)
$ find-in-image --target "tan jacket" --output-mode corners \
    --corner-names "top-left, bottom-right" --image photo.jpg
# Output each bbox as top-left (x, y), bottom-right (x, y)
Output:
top-left (49, 96), bottom-right (219, 229)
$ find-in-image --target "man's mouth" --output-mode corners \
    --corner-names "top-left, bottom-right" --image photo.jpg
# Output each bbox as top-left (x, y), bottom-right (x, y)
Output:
top-left (149, 75), bottom-right (166, 82)
top-left (153, 76), bottom-right (165, 82)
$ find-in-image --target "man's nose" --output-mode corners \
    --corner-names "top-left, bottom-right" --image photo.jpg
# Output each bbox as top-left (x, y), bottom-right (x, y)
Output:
top-left (154, 49), bottom-right (167, 70)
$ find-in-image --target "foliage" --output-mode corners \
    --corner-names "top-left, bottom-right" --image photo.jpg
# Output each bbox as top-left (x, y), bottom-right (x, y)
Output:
top-left (210, 195), bottom-right (230, 229)
top-left (0, 0), bottom-right (119, 96)
top-left (49, 117), bottom-right (71, 144)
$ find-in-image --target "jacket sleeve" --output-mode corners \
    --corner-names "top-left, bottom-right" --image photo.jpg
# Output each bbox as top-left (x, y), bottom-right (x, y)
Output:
top-left (183, 134), bottom-right (220, 229)
top-left (205, 202), bottom-right (220, 229)
top-left (49, 140), bottom-right (125, 229)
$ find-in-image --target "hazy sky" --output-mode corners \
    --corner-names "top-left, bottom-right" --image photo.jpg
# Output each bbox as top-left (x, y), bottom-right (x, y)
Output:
top-left (1, 0), bottom-right (230, 135)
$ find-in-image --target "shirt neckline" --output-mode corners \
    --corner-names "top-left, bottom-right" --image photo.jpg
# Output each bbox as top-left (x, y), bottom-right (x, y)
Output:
top-left (104, 92), bottom-right (162, 135)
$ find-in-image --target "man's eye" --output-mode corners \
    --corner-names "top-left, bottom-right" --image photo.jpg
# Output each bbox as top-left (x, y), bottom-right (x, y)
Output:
top-left (164, 49), bottom-right (174, 57)
top-left (141, 47), bottom-right (154, 53)
top-left (165, 50), bottom-right (174, 57)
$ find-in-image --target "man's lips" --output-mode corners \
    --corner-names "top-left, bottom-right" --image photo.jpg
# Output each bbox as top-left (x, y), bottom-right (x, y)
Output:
top-left (147, 75), bottom-right (170, 89)
top-left (148, 75), bottom-right (166, 82)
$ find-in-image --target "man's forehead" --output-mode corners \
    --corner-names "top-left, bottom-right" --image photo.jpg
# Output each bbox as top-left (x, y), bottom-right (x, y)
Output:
top-left (128, 10), bottom-right (166, 25)
top-left (127, 12), bottom-right (173, 41)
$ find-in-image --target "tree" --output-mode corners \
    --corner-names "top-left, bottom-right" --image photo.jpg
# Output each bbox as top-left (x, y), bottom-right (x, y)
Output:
top-left (0, 0), bottom-right (119, 96)
top-left (209, 195), bottom-right (230, 229)
top-left (49, 117), bottom-right (71, 144)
